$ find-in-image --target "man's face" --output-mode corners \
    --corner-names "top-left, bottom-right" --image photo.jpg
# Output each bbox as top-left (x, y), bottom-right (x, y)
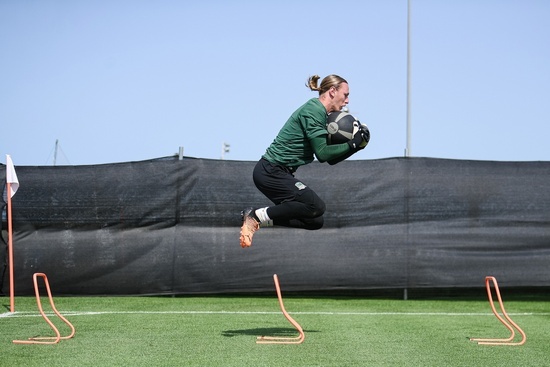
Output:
top-left (330, 83), bottom-right (349, 112)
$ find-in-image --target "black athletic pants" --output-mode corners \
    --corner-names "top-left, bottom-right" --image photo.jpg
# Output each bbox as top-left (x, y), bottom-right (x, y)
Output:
top-left (252, 158), bottom-right (325, 230)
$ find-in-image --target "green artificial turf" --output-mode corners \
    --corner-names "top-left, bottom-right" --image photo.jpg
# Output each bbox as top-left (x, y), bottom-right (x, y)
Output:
top-left (1, 295), bottom-right (549, 366)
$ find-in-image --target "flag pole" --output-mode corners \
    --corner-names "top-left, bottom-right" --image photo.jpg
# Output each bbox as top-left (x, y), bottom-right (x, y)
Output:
top-left (6, 154), bottom-right (19, 313)
top-left (7, 182), bottom-right (15, 312)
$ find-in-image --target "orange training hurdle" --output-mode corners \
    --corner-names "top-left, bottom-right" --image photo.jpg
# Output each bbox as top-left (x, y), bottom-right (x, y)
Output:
top-left (256, 274), bottom-right (305, 344)
top-left (13, 273), bottom-right (76, 345)
top-left (470, 276), bottom-right (526, 346)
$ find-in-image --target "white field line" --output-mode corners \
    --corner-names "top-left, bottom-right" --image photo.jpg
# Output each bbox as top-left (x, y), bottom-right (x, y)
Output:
top-left (2, 310), bottom-right (550, 318)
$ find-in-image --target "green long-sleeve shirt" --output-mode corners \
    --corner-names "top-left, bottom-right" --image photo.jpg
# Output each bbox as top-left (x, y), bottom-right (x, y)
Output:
top-left (262, 98), bottom-right (351, 168)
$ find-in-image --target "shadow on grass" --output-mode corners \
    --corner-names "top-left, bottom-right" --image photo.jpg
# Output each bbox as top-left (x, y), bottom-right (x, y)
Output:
top-left (222, 328), bottom-right (319, 338)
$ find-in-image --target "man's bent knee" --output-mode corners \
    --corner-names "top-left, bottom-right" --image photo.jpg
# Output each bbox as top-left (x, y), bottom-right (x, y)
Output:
top-left (299, 190), bottom-right (325, 218)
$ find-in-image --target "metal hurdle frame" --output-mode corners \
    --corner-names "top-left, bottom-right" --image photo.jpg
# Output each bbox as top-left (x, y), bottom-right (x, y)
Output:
top-left (13, 273), bottom-right (76, 345)
top-left (256, 274), bottom-right (305, 344)
top-left (470, 276), bottom-right (526, 346)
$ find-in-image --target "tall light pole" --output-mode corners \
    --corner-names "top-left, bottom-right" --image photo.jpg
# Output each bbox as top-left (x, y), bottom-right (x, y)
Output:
top-left (405, 0), bottom-right (412, 157)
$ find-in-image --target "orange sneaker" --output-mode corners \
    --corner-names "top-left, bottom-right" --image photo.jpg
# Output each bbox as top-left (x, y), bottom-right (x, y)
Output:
top-left (240, 208), bottom-right (260, 248)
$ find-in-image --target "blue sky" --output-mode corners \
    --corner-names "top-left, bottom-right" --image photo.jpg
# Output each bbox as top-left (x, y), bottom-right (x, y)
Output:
top-left (1, 0), bottom-right (549, 166)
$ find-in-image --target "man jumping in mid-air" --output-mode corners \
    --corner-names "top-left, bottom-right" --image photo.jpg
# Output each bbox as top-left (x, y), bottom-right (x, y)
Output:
top-left (240, 74), bottom-right (369, 248)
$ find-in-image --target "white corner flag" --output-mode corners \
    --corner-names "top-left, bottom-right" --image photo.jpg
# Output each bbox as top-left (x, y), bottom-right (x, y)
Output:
top-left (5, 154), bottom-right (19, 200)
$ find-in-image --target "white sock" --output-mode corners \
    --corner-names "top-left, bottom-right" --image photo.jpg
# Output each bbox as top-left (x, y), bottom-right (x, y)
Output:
top-left (255, 207), bottom-right (271, 223)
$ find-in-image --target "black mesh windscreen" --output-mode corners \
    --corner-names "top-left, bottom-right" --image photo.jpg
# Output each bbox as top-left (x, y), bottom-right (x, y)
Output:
top-left (1, 156), bottom-right (549, 295)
